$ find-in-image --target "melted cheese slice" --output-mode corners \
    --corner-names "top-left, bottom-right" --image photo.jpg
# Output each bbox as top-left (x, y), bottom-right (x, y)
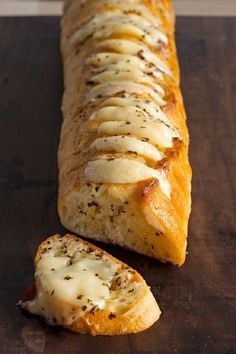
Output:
top-left (89, 105), bottom-right (178, 140)
top-left (89, 105), bottom-right (169, 127)
top-left (94, 39), bottom-right (165, 79)
top-left (90, 59), bottom-right (163, 81)
top-left (85, 158), bottom-right (170, 197)
top-left (89, 69), bottom-right (165, 96)
top-left (95, 39), bottom-right (145, 55)
top-left (92, 136), bottom-right (165, 162)
top-left (98, 121), bottom-right (175, 148)
top-left (24, 255), bottom-right (119, 325)
top-left (87, 52), bottom-right (171, 78)
top-left (142, 206), bottom-right (166, 234)
top-left (71, 12), bottom-right (167, 47)
top-left (86, 81), bottom-right (165, 106)
top-left (89, 105), bottom-right (145, 122)
top-left (94, 25), bottom-right (166, 48)
top-left (139, 50), bottom-right (172, 77)
top-left (101, 97), bottom-right (179, 133)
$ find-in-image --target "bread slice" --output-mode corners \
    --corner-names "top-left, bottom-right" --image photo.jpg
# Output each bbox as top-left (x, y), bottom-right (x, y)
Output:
top-left (20, 234), bottom-right (160, 335)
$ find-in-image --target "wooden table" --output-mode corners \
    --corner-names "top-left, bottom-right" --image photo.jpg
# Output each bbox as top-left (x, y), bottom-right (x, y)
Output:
top-left (0, 16), bottom-right (235, 354)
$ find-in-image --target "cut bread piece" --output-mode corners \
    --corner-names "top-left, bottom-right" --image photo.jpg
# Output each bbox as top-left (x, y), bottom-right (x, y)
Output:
top-left (20, 234), bottom-right (160, 335)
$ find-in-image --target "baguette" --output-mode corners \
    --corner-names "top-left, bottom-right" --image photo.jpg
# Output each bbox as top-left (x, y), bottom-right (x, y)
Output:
top-left (20, 234), bottom-right (160, 335)
top-left (58, 0), bottom-right (192, 265)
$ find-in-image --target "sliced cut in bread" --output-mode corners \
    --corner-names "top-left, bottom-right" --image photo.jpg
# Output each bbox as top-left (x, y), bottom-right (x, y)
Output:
top-left (20, 234), bottom-right (160, 335)
top-left (58, 0), bottom-right (192, 266)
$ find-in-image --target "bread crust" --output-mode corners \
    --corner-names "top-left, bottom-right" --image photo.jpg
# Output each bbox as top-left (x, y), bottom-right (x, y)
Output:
top-left (21, 234), bottom-right (161, 335)
top-left (58, 0), bottom-right (192, 266)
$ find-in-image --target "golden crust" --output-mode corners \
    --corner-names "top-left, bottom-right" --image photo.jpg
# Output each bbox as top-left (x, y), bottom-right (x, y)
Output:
top-left (23, 234), bottom-right (161, 335)
top-left (58, 0), bottom-right (192, 266)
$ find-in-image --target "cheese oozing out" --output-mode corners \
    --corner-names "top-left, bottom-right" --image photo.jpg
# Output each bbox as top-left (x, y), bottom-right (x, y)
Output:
top-left (85, 158), bottom-right (170, 198)
top-left (21, 250), bottom-right (144, 326)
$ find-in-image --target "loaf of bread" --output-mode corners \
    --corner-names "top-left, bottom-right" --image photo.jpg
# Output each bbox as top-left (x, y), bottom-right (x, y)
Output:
top-left (20, 234), bottom-right (160, 335)
top-left (58, 0), bottom-right (192, 266)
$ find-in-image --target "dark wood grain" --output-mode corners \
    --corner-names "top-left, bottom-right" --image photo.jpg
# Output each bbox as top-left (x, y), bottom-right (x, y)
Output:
top-left (0, 16), bottom-right (235, 354)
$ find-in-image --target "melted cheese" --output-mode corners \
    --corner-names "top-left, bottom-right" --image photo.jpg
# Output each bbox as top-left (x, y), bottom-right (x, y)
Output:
top-left (94, 39), bottom-right (167, 79)
top-left (86, 81), bottom-right (165, 105)
top-left (66, 0), bottom-right (178, 191)
top-left (89, 105), bottom-right (145, 122)
top-left (89, 69), bottom-right (165, 96)
top-left (102, 3), bottom-right (161, 27)
top-left (139, 50), bottom-right (172, 77)
top-left (90, 60), bottom-right (163, 82)
top-left (89, 104), bottom-right (169, 126)
top-left (92, 136), bottom-right (165, 161)
top-left (89, 104), bottom-right (178, 144)
top-left (95, 39), bottom-right (145, 55)
top-left (101, 97), bottom-right (179, 133)
top-left (77, 1), bottom-right (161, 27)
top-left (85, 158), bottom-right (170, 197)
top-left (94, 24), bottom-right (166, 48)
top-left (87, 52), bottom-right (170, 78)
top-left (23, 255), bottom-right (119, 325)
top-left (98, 120), bottom-right (176, 148)
top-left (71, 12), bottom-right (167, 47)
top-left (142, 206), bottom-right (166, 234)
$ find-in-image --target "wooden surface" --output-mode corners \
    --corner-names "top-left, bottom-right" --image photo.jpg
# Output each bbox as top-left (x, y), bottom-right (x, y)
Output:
top-left (0, 16), bottom-right (235, 354)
